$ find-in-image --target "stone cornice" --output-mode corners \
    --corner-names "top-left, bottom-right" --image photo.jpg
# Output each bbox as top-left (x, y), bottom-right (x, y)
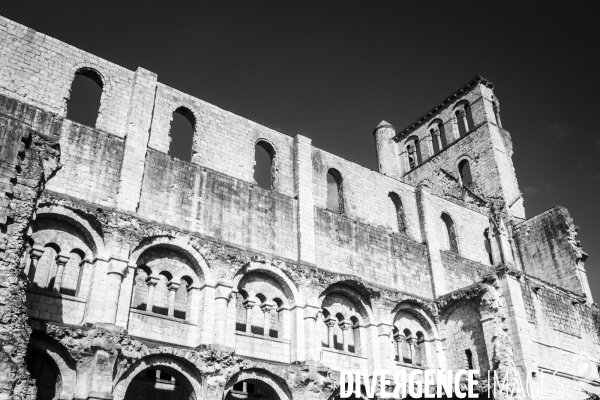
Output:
top-left (393, 75), bottom-right (494, 141)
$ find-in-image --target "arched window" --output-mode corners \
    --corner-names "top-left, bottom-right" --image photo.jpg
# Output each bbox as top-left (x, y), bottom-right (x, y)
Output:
top-left (66, 68), bottom-right (103, 128)
top-left (334, 313), bottom-right (345, 351)
top-left (388, 192), bottom-right (407, 234)
top-left (254, 140), bottom-right (276, 190)
top-left (402, 329), bottom-right (412, 364)
top-left (428, 119), bottom-right (447, 154)
top-left (32, 244), bottom-right (60, 290)
top-left (405, 137), bottom-right (422, 171)
top-left (59, 249), bottom-right (85, 297)
top-left (441, 213), bottom-right (459, 253)
top-left (393, 327), bottom-right (401, 361)
top-left (465, 349), bottom-right (474, 369)
top-left (327, 168), bottom-right (345, 214)
top-left (350, 316), bottom-right (361, 355)
top-left (321, 309), bottom-right (331, 348)
top-left (132, 266), bottom-right (151, 311)
top-left (235, 290), bottom-right (248, 332)
top-left (492, 101), bottom-right (502, 128)
top-left (168, 107), bottom-right (195, 162)
top-left (152, 271), bottom-right (172, 316)
top-left (174, 276), bottom-right (192, 320)
top-left (484, 229), bottom-right (494, 265)
top-left (251, 294), bottom-right (266, 335)
top-left (269, 298), bottom-right (283, 338)
top-left (454, 102), bottom-right (475, 138)
top-left (458, 159), bottom-right (473, 186)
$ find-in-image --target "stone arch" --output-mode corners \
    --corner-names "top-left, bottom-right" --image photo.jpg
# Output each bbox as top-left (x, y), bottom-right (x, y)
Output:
top-left (35, 204), bottom-right (106, 258)
top-left (440, 299), bottom-right (489, 373)
top-left (319, 283), bottom-right (374, 325)
top-left (223, 368), bottom-right (292, 400)
top-left (113, 354), bottom-right (202, 400)
top-left (27, 333), bottom-right (77, 400)
top-left (232, 262), bottom-right (300, 307)
top-left (390, 301), bottom-right (438, 340)
top-left (128, 236), bottom-right (213, 284)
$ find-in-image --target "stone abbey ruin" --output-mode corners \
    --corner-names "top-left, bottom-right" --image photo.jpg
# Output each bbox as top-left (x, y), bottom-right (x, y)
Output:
top-left (0, 15), bottom-right (599, 400)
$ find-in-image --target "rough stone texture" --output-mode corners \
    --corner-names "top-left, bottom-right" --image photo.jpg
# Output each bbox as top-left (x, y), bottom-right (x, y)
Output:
top-left (1, 14), bottom-right (600, 400)
top-left (0, 96), bottom-right (61, 399)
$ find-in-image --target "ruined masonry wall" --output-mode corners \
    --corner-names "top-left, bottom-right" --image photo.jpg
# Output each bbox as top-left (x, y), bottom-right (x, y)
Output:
top-left (137, 150), bottom-right (298, 262)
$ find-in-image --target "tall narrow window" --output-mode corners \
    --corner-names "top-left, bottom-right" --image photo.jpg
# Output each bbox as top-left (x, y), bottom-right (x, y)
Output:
top-left (405, 137), bottom-right (422, 170)
top-left (388, 192), bottom-right (407, 234)
top-left (402, 329), bottom-right (412, 364)
top-left (59, 249), bottom-right (84, 297)
top-left (334, 313), bottom-right (345, 351)
top-left (393, 327), bottom-right (401, 362)
top-left (465, 104), bottom-right (475, 131)
top-left (465, 349), bottom-right (474, 369)
top-left (458, 159), bottom-right (473, 186)
top-left (152, 271), bottom-right (172, 316)
top-left (351, 316), bottom-right (361, 355)
top-left (455, 110), bottom-right (468, 138)
top-left (236, 290), bottom-right (248, 332)
top-left (326, 168), bottom-right (344, 214)
top-left (321, 310), bottom-right (331, 347)
top-left (168, 107), bottom-right (195, 162)
top-left (33, 244), bottom-right (60, 290)
top-left (251, 294), bottom-right (266, 335)
top-left (430, 129), bottom-right (441, 154)
top-left (132, 266), bottom-right (151, 310)
top-left (441, 213), bottom-right (459, 253)
top-left (66, 68), bottom-right (103, 128)
top-left (254, 140), bottom-right (276, 190)
top-left (174, 276), bottom-right (192, 320)
top-left (415, 331), bottom-right (426, 366)
top-left (270, 298), bottom-right (283, 338)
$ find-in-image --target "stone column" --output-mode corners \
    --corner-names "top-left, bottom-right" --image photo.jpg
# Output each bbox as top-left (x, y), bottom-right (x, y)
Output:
top-left (145, 275), bottom-right (159, 312)
top-left (461, 111), bottom-right (470, 133)
top-left (488, 220), bottom-right (502, 265)
top-left (167, 281), bottom-right (179, 317)
top-left (243, 299), bottom-right (255, 333)
top-left (303, 306), bottom-right (320, 361)
top-left (26, 245), bottom-right (45, 282)
top-left (434, 131), bottom-right (442, 151)
top-left (394, 333), bottom-right (405, 363)
top-left (52, 252), bottom-right (70, 292)
top-left (340, 321), bottom-right (352, 352)
top-left (116, 67), bottom-right (158, 212)
top-left (187, 285), bottom-right (200, 324)
top-left (261, 302), bottom-right (274, 337)
top-left (424, 135), bottom-right (434, 160)
top-left (293, 134), bottom-right (317, 265)
top-left (493, 104), bottom-right (502, 128)
top-left (325, 317), bottom-right (336, 349)
top-left (213, 281), bottom-right (233, 348)
top-left (377, 323), bottom-right (393, 369)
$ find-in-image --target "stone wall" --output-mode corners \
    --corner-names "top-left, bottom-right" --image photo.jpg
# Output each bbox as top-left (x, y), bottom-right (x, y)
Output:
top-left (1, 13), bottom-right (600, 400)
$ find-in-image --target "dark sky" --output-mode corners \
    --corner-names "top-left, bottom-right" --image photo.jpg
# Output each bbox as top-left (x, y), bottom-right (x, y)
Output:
top-left (3, 2), bottom-right (599, 299)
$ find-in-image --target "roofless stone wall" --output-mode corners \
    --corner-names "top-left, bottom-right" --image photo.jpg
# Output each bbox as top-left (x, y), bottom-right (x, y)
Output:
top-left (1, 14), bottom-right (599, 400)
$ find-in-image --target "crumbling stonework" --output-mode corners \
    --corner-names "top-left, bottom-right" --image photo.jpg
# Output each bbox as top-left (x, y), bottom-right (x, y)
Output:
top-left (1, 14), bottom-right (600, 400)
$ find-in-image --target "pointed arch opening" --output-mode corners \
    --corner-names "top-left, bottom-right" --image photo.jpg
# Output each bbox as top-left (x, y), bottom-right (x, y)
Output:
top-left (168, 107), bottom-right (195, 162)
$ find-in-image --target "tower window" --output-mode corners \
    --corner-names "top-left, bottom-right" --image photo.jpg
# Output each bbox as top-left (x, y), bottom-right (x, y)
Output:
top-left (458, 159), bottom-right (473, 186)
top-left (254, 140), bottom-right (276, 190)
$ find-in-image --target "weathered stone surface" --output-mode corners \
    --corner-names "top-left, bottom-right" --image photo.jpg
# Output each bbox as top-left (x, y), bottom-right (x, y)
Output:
top-left (0, 14), bottom-right (599, 400)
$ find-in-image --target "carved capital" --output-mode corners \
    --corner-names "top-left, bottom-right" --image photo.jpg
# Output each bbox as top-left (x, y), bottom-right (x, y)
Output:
top-left (30, 245), bottom-right (45, 260)
top-left (56, 252), bottom-right (71, 266)
top-left (146, 276), bottom-right (160, 286)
